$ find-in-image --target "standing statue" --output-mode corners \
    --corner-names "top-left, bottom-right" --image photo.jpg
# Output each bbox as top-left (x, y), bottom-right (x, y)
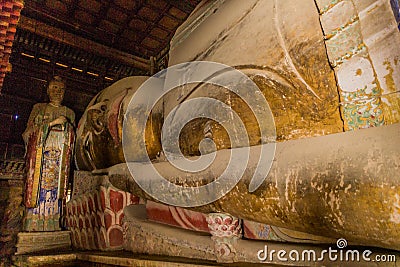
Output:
top-left (22, 76), bottom-right (75, 231)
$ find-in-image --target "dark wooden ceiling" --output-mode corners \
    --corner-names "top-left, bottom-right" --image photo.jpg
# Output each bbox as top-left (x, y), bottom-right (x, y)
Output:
top-left (22, 0), bottom-right (200, 58)
top-left (0, 0), bottom-right (201, 159)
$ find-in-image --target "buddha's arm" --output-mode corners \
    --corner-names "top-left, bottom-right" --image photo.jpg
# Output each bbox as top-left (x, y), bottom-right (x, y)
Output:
top-left (22, 103), bottom-right (42, 145)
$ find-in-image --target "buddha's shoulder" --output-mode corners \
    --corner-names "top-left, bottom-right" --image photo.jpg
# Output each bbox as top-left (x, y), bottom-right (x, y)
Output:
top-left (64, 106), bottom-right (74, 113)
top-left (63, 106), bottom-right (75, 116)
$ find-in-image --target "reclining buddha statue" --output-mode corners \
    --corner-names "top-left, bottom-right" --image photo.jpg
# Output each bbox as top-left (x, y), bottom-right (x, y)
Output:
top-left (72, 0), bottom-right (400, 263)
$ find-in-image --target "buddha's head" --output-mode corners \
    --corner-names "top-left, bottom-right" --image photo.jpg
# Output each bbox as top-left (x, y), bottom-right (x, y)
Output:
top-left (47, 76), bottom-right (65, 106)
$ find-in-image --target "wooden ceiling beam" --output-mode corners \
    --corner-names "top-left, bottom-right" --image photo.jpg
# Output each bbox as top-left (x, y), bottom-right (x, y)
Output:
top-left (0, 92), bottom-right (38, 105)
top-left (91, 0), bottom-right (112, 28)
top-left (23, 1), bottom-right (115, 46)
top-left (115, 0), bottom-right (145, 37)
top-left (138, 3), bottom-right (172, 53)
top-left (17, 16), bottom-right (151, 72)
top-left (10, 59), bottom-right (101, 96)
top-left (167, 0), bottom-right (196, 14)
top-left (66, 0), bottom-right (80, 19)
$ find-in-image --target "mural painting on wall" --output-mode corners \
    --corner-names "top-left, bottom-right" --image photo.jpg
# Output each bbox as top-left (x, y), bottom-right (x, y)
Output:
top-left (22, 76), bottom-right (75, 231)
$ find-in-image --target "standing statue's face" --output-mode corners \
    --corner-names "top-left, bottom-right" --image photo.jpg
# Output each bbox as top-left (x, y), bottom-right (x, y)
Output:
top-left (48, 81), bottom-right (65, 105)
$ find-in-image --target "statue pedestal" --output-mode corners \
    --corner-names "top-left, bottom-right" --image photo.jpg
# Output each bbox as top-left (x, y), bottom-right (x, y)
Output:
top-left (66, 171), bottom-right (139, 251)
top-left (15, 231), bottom-right (71, 255)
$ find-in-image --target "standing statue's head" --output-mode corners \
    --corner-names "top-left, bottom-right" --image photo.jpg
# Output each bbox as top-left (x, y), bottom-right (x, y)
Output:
top-left (47, 76), bottom-right (66, 106)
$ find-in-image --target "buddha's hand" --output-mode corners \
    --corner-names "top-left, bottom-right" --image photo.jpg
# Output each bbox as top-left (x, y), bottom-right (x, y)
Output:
top-left (49, 116), bottom-right (68, 127)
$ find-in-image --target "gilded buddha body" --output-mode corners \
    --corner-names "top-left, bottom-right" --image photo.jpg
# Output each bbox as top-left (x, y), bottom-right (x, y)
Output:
top-left (73, 0), bottom-right (400, 252)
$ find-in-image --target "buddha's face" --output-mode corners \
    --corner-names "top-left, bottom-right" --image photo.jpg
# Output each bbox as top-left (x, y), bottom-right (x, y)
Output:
top-left (47, 81), bottom-right (65, 105)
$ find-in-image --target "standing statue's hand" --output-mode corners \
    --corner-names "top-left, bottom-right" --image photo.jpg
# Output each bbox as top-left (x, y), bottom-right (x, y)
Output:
top-left (49, 116), bottom-right (67, 127)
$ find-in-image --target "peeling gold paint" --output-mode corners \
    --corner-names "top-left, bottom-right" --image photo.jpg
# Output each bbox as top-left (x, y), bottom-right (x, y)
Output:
top-left (380, 60), bottom-right (400, 124)
top-left (390, 194), bottom-right (400, 224)
top-left (366, 3), bottom-right (379, 14)
top-left (319, 0), bottom-right (341, 15)
top-left (325, 15), bottom-right (359, 40)
top-left (384, 60), bottom-right (396, 94)
top-left (344, 184), bottom-right (351, 193)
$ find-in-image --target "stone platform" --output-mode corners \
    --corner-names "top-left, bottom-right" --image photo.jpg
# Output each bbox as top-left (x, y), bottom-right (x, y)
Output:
top-left (10, 207), bottom-right (400, 266)
top-left (123, 205), bottom-right (399, 266)
top-left (12, 251), bottom-right (242, 267)
top-left (15, 231), bottom-right (71, 255)
top-left (11, 246), bottom-right (400, 267)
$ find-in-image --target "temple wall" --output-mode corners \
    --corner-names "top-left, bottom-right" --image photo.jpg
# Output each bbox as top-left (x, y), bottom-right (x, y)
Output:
top-left (0, 160), bottom-right (24, 262)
